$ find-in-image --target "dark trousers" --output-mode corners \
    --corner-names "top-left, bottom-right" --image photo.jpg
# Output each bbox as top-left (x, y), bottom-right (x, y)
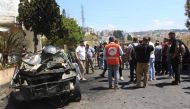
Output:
top-left (171, 59), bottom-right (182, 83)
top-left (102, 60), bottom-right (107, 75)
top-left (119, 63), bottom-right (122, 77)
top-left (129, 59), bottom-right (137, 81)
top-left (162, 57), bottom-right (168, 74)
top-left (155, 61), bottom-right (161, 74)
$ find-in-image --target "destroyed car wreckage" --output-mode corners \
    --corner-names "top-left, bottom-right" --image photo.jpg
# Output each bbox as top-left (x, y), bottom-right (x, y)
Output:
top-left (10, 45), bottom-right (81, 103)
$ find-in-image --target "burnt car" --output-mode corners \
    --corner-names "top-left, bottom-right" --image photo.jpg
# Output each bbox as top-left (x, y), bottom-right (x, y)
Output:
top-left (9, 45), bottom-right (81, 105)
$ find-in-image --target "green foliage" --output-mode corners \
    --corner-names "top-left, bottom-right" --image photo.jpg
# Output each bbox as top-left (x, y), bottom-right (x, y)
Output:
top-left (185, 0), bottom-right (190, 30)
top-left (40, 16), bottom-right (84, 49)
top-left (84, 34), bottom-right (98, 46)
top-left (18, 0), bottom-right (62, 52)
top-left (113, 30), bottom-right (124, 39)
top-left (0, 29), bottom-right (25, 66)
top-left (127, 34), bottom-right (133, 41)
top-left (58, 16), bottom-right (84, 46)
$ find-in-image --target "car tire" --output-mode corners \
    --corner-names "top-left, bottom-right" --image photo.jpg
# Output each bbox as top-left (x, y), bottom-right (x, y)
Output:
top-left (8, 92), bottom-right (25, 108)
top-left (70, 79), bottom-right (81, 102)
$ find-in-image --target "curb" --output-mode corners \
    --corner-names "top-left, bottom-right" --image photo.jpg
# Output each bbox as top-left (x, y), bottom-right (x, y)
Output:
top-left (0, 83), bottom-right (11, 100)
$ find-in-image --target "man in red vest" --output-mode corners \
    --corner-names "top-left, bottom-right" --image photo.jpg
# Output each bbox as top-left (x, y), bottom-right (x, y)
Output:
top-left (104, 37), bottom-right (123, 89)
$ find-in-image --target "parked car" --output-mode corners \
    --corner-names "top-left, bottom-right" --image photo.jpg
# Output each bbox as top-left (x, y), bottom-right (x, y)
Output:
top-left (182, 41), bottom-right (190, 69)
top-left (9, 45), bottom-right (81, 106)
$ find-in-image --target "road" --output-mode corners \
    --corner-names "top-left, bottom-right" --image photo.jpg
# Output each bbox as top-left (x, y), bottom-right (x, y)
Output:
top-left (1, 67), bottom-right (190, 109)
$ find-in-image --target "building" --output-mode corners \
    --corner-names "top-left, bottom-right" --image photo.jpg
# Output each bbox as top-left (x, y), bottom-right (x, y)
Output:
top-left (0, 0), bottom-right (42, 52)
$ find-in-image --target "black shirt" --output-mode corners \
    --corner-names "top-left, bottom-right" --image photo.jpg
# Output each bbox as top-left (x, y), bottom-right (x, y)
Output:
top-left (169, 39), bottom-right (180, 54)
top-left (135, 44), bottom-right (154, 63)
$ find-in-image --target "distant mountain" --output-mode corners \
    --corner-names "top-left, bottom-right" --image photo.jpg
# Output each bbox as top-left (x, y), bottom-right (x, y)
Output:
top-left (132, 29), bottom-right (189, 36)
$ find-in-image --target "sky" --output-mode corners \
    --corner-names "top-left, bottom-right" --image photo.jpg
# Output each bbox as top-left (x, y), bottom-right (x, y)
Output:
top-left (56, 0), bottom-right (187, 32)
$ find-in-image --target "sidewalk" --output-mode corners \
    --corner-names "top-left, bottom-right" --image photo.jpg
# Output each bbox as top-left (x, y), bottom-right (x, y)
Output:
top-left (0, 68), bottom-right (14, 86)
top-left (0, 68), bottom-right (14, 100)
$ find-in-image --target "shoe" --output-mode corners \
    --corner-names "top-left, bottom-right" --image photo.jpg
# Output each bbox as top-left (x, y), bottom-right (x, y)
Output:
top-left (81, 78), bottom-right (87, 81)
top-left (129, 79), bottom-right (134, 82)
top-left (152, 78), bottom-right (156, 80)
top-left (168, 76), bottom-right (173, 79)
top-left (149, 78), bottom-right (152, 81)
top-left (109, 85), bottom-right (114, 89)
top-left (114, 85), bottom-right (120, 90)
top-left (120, 77), bottom-right (124, 81)
top-left (136, 84), bottom-right (141, 88)
top-left (100, 74), bottom-right (105, 77)
top-left (171, 81), bottom-right (179, 85)
top-left (112, 78), bottom-right (115, 81)
top-left (101, 67), bottom-right (104, 70)
top-left (143, 83), bottom-right (147, 88)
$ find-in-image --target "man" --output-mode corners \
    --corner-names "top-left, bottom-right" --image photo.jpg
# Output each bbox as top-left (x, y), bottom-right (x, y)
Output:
top-left (76, 40), bottom-right (86, 80)
top-left (161, 38), bottom-right (169, 75)
top-left (148, 37), bottom-right (156, 80)
top-left (115, 40), bottom-right (124, 81)
top-left (86, 44), bottom-right (95, 74)
top-left (127, 37), bottom-right (138, 82)
top-left (168, 32), bottom-right (185, 85)
top-left (154, 40), bottom-right (162, 75)
top-left (100, 42), bottom-right (108, 77)
top-left (104, 37), bottom-right (123, 89)
top-left (135, 37), bottom-right (154, 88)
top-left (97, 44), bottom-right (104, 69)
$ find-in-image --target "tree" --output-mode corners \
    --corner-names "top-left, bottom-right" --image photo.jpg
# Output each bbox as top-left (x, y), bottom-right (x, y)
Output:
top-left (59, 16), bottom-right (84, 47)
top-left (113, 30), bottom-right (124, 39)
top-left (185, 0), bottom-right (190, 30)
top-left (0, 26), bottom-right (25, 67)
top-left (18, 0), bottom-right (62, 52)
top-left (127, 34), bottom-right (132, 41)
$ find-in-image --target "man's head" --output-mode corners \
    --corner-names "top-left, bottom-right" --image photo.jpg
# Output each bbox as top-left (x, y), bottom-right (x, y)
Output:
top-left (114, 40), bottom-right (119, 44)
top-left (109, 37), bottom-right (115, 43)
top-left (103, 42), bottom-right (107, 47)
top-left (86, 43), bottom-right (89, 48)
top-left (155, 40), bottom-right (160, 46)
top-left (163, 38), bottom-right (169, 43)
top-left (142, 37), bottom-right (149, 44)
top-left (168, 32), bottom-right (176, 40)
top-left (80, 40), bottom-right (85, 46)
top-left (148, 37), bottom-right (151, 42)
top-left (133, 37), bottom-right (138, 43)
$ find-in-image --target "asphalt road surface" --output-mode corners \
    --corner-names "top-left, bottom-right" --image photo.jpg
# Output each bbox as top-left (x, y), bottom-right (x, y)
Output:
top-left (1, 67), bottom-right (190, 109)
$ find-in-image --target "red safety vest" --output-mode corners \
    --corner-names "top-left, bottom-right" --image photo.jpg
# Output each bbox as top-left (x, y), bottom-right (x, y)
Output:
top-left (105, 43), bottom-right (120, 65)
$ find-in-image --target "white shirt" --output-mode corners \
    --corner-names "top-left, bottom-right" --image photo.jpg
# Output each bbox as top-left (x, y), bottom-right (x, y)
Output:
top-left (76, 45), bottom-right (86, 60)
top-left (149, 41), bottom-right (155, 58)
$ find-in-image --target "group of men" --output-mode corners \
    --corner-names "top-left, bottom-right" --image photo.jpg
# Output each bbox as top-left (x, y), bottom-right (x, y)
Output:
top-left (126, 32), bottom-right (185, 87)
top-left (75, 40), bottom-right (95, 80)
top-left (75, 31), bottom-right (185, 89)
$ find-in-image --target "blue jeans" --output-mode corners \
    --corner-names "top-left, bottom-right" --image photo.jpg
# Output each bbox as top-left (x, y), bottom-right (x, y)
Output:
top-left (149, 58), bottom-right (155, 80)
top-left (107, 64), bottom-right (119, 87)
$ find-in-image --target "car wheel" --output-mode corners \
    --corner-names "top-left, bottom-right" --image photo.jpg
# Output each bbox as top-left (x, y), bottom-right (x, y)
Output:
top-left (8, 92), bottom-right (25, 108)
top-left (70, 79), bottom-right (81, 102)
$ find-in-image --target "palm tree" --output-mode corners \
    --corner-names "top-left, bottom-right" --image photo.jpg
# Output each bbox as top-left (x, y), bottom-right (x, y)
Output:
top-left (0, 25), bottom-right (25, 67)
